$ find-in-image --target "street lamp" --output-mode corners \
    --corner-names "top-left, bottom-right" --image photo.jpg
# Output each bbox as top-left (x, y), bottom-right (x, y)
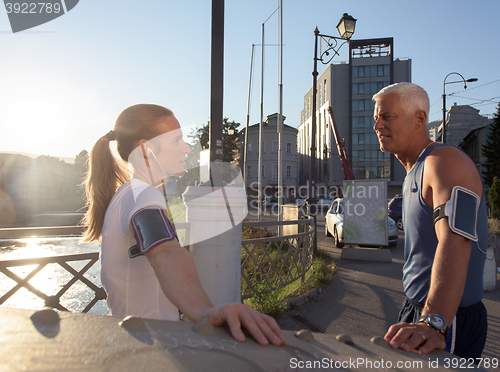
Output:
top-left (442, 72), bottom-right (478, 143)
top-left (308, 13), bottom-right (356, 252)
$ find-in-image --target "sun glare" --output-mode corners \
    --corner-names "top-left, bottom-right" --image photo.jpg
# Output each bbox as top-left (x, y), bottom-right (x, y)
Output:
top-left (0, 237), bottom-right (104, 312)
top-left (0, 238), bottom-right (57, 310)
top-left (2, 91), bottom-right (70, 154)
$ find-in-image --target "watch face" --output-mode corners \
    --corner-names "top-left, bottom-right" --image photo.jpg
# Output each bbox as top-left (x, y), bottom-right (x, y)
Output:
top-left (429, 314), bottom-right (446, 328)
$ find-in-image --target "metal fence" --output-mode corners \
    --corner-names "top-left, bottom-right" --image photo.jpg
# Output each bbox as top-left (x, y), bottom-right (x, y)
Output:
top-left (240, 218), bottom-right (315, 300)
top-left (0, 251), bottom-right (104, 313)
top-left (0, 218), bottom-right (314, 312)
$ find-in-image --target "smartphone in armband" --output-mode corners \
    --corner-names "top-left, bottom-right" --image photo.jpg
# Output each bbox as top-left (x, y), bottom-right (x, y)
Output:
top-left (433, 186), bottom-right (480, 242)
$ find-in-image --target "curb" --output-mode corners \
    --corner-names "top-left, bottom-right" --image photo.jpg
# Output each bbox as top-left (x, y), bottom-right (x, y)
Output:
top-left (340, 246), bottom-right (392, 263)
top-left (286, 288), bottom-right (319, 309)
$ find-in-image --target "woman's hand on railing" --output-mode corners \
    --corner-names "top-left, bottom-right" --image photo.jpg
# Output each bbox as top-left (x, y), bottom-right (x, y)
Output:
top-left (199, 303), bottom-right (286, 346)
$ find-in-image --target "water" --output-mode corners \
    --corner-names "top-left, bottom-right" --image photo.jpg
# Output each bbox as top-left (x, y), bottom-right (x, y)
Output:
top-left (0, 236), bottom-right (110, 315)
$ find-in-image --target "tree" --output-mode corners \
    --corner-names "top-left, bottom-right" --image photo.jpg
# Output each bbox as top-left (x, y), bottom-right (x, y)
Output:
top-left (482, 103), bottom-right (500, 187)
top-left (195, 118), bottom-right (240, 163)
top-left (488, 176), bottom-right (500, 219)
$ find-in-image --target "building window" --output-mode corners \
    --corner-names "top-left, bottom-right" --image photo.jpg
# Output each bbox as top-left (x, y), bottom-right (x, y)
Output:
top-left (247, 164), bottom-right (252, 178)
top-left (324, 80), bottom-right (327, 103)
top-left (247, 142), bottom-right (252, 154)
top-left (355, 166), bottom-right (366, 179)
top-left (286, 142), bottom-right (292, 154)
top-left (261, 141), bottom-right (266, 153)
top-left (286, 165), bottom-right (292, 178)
top-left (353, 99), bottom-right (372, 112)
top-left (261, 164), bottom-right (266, 177)
top-left (272, 141), bottom-right (279, 153)
top-left (272, 164), bottom-right (278, 181)
top-left (358, 116), bottom-right (365, 128)
top-left (352, 133), bottom-right (365, 145)
top-left (319, 83), bottom-right (322, 105)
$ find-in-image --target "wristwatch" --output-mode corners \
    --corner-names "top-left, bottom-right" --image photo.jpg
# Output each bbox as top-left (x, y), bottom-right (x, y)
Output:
top-left (418, 314), bottom-right (449, 339)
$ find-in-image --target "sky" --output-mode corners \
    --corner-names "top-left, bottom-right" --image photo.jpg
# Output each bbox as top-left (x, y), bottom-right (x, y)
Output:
top-left (0, 0), bottom-right (499, 161)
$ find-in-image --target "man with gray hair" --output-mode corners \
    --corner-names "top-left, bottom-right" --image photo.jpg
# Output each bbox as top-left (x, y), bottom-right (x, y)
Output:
top-left (372, 82), bottom-right (487, 359)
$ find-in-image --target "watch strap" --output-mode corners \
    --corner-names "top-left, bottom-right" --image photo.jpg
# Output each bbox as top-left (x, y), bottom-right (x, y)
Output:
top-left (418, 314), bottom-right (449, 339)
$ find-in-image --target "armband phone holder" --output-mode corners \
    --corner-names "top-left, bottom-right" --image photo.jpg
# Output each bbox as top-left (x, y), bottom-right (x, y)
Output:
top-left (433, 186), bottom-right (480, 242)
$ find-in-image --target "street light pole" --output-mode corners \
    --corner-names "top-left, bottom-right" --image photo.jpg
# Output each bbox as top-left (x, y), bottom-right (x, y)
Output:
top-left (309, 27), bottom-right (319, 205)
top-left (308, 13), bottom-right (356, 252)
top-left (442, 72), bottom-right (478, 144)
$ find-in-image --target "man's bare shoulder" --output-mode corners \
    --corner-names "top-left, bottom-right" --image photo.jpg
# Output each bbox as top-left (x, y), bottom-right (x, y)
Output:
top-left (425, 145), bottom-right (481, 193)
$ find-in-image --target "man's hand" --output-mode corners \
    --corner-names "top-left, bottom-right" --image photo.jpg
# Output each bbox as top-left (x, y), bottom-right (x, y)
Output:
top-left (200, 303), bottom-right (286, 346)
top-left (384, 322), bottom-right (446, 354)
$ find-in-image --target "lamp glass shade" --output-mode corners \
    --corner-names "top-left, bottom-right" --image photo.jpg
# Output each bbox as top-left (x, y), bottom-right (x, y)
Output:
top-left (336, 13), bottom-right (356, 39)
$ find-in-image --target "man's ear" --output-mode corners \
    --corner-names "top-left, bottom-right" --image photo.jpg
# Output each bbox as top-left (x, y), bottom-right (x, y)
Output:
top-left (414, 109), bottom-right (428, 130)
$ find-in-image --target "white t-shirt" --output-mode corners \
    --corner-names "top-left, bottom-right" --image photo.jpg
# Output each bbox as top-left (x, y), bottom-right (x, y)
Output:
top-left (100, 179), bottom-right (179, 321)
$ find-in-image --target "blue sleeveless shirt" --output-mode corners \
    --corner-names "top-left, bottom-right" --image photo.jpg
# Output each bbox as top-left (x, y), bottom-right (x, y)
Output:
top-left (402, 144), bottom-right (487, 307)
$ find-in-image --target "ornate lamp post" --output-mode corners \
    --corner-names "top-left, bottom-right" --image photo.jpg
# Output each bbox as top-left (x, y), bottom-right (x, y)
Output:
top-left (442, 72), bottom-right (478, 143)
top-left (308, 13), bottom-right (356, 251)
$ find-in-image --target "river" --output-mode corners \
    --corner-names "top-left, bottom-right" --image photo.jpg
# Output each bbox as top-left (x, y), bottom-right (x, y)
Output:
top-left (0, 233), bottom-right (110, 315)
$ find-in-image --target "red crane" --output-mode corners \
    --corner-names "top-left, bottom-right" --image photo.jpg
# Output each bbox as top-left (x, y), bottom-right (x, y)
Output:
top-left (327, 106), bottom-right (355, 181)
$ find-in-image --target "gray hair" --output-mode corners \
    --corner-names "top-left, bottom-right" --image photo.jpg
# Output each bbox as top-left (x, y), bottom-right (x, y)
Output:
top-left (372, 82), bottom-right (430, 122)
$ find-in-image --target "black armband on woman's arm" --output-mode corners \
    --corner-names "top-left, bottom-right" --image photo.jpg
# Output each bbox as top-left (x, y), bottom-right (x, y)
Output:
top-left (129, 207), bottom-right (178, 258)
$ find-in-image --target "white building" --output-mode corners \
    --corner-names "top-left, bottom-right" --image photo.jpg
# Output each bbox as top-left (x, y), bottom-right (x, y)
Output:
top-left (438, 103), bottom-right (493, 147)
top-left (239, 113), bottom-right (298, 204)
top-left (297, 38), bottom-right (411, 197)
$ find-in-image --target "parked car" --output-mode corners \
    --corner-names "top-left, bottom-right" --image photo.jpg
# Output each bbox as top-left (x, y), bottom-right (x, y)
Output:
top-left (325, 198), bottom-right (398, 248)
top-left (316, 195), bottom-right (335, 210)
top-left (388, 195), bottom-right (403, 231)
top-left (295, 195), bottom-right (334, 210)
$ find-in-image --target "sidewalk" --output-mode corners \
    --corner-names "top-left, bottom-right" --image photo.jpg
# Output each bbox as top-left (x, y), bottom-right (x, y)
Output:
top-left (275, 215), bottom-right (500, 371)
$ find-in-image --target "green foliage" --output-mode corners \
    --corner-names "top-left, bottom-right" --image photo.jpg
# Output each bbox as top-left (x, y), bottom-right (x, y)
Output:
top-left (241, 234), bottom-right (293, 289)
top-left (489, 176), bottom-right (500, 218)
top-left (244, 281), bottom-right (287, 319)
top-left (482, 103), bottom-right (500, 187)
top-left (309, 254), bottom-right (336, 288)
top-left (242, 239), bottom-right (336, 318)
top-left (241, 226), bottom-right (274, 240)
top-left (196, 118), bottom-right (241, 163)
